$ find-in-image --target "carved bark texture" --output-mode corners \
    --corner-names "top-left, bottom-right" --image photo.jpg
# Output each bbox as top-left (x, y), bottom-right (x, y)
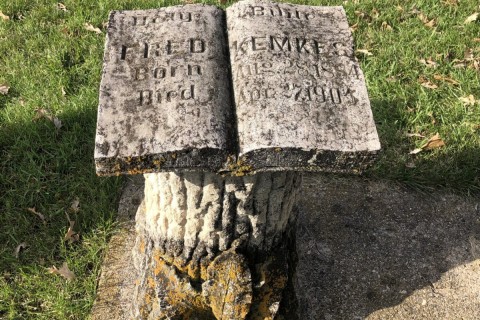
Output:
top-left (132, 171), bottom-right (301, 319)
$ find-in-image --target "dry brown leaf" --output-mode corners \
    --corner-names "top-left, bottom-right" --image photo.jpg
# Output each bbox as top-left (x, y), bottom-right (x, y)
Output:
top-left (424, 18), bottom-right (436, 28)
top-left (452, 59), bottom-right (467, 68)
top-left (0, 84), bottom-right (9, 95)
top-left (349, 23), bottom-right (359, 32)
top-left (433, 74), bottom-right (459, 85)
top-left (0, 11), bottom-right (9, 21)
top-left (57, 3), bottom-right (67, 11)
top-left (27, 207), bottom-right (46, 223)
top-left (14, 242), bottom-right (27, 259)
top-left (70, 197), bottom-right (80, 213)
top-left (406, 133), bottom-right (426, 138)
top-left (474, 38), bottom-right (480, 42)
top-left (356, 49), bottom-right (373, 56)
top-left (48, 262), bottom-right (75, 280)
top-left (34, 108), bottom-right (63, 129)
top-left (370, 8), bottom-right (379, 19)
top-left (64, 220), bottom-right (79, 243)
top-left (354, 10), bottom-right (365, 18)
top-left (464, 12), bottom-right (479, 24)
top-left (409, 133), bottom-right (445, 154)
top-left (418, 58), bottom-right (438, 68)
top-left (418, 13), bottom-right (436, 28)
top-left (418, 77), bottom-right (438, 89)
top-left (381, 21), bottom-right (393, 31)
top-left (409, 148), bottom-right (423, 155)
top-left (423, 133), bottom-right (445, 150)
top-left (84, 23), bottom-right (101, 34)
top-left (464, 48), bottom-right (474, 60)
top-left (459, 94), bottom-right (477, 106)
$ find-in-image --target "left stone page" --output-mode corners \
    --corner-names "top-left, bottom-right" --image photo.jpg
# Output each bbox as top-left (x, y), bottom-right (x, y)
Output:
top-left (95, 5), bottom-right (234, 176)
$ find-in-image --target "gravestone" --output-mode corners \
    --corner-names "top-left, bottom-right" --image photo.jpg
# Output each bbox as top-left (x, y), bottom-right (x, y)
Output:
top-left (94, 0), bottom-right (380, 319)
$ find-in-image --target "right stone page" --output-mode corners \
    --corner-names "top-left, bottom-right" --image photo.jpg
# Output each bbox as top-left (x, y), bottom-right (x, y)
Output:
top-left (226, 0), bottom-right (381, 173)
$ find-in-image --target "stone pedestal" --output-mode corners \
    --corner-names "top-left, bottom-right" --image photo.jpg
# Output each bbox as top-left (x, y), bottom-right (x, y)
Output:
top-left (131, 171), bottom-right (301, 319)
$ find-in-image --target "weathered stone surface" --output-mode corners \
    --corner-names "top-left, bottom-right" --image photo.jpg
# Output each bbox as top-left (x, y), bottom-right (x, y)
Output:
top-left (227, 0), bottom-right (380, 173)
top-left (92, 175), bottom-right (480, 319)
top-left (131, 171), bottom-right (301, 319)
top-left (95, 5), bottom-right (235, 176)
top-left (95, 1), bottom-right (380, 177)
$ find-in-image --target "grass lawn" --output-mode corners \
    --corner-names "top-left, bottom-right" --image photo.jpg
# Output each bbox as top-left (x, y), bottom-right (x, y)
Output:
top-left (0, 0), bottom-right (479, 319)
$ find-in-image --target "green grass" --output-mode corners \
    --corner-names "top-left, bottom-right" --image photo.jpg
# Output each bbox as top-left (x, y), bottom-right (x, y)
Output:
top-left (0, 0), bottom-right (478, 319)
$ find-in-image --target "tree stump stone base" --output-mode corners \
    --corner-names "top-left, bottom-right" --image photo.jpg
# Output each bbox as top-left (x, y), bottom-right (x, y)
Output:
top-left (131, 171), bottom-right (302, 319)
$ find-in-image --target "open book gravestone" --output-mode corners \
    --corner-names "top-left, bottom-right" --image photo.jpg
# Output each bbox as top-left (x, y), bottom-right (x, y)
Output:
top-left (94, 0), bottom-right (380, 318)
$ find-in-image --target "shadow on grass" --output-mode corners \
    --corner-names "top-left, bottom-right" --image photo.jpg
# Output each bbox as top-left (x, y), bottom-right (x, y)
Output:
top-left (0, 105), bottom-right (122, 317)
top-left (295, 174), bottom-right (480, 319)
top-left (369, 98), bottom-right (480, 193)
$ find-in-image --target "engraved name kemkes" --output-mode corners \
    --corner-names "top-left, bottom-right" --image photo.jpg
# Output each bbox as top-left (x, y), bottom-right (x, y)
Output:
top-left (227, 0), bottom-right (379, 157)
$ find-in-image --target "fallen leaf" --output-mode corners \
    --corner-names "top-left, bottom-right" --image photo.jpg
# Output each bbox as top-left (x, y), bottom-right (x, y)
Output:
top-left (53, 117), bottom-right (62, 129)
top-left (64, 220), bottom-right (79, 243)
top-left (349, 23), bottom-right (359, 32)
top-left (48, 262), bottom-right (75, 280)
top-left (70, 197), bottom-right (80, 213)
top-left (218, 0), bottom-right (227, 4)
top-left (424, 18), bottom-right (436, 28)
top-left (406, 133), bottom-right (426, 138)
top-left (33, 108), bottom-right (62, 130)
top-left (356, 49), bottom-right (373, 56)
top-left (354, 10), bottom-right (365, 18)
top-left (396, 6), bottom-right (404, 12)
top-left (464, 12), bottom-right (478, 24)
top-left (57, 3), bottom-right (67, 11)
top-left (27, 207), bottom-right (46, 223)
top-left (433, 74), bottom-right (459, 85)
top-left (84, 23), bottom-right (101, 34)
top-left (423, 133), bottom-right (445, 150)
top-left (459, 94), bottom-right (477, 106)
top-left (0, 11), bottom-right (9, 21)
top-left (418, 58), bottom-right (438, 68)
top-left (14, 242), bottom-right (27, 259)
top-left (381, 21), bottom-right (393, 31)
top-left (464, 48), bottom-right (474, 60)
top-left (409, 133), bottom-right (445, 154)
top-left (61, 87), bottom-right (66, 96)
top-left (0, 84), bottom-right (9, 95)
top-left (418, 77), bottom-right (438, 89)
top-left (452, 59), bottom-right (467, 68)
top-left (474, 38), bottom-right (480, 42)
top-left (417, 13), bottom-right (435, 27)
top-left (370, 8), bottom-right (379, 20)
top-left (409, 148), bottom-right (423, 155)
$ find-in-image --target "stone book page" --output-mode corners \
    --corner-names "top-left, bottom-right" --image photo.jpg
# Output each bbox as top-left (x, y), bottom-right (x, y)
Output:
top-left (226, 0), bottom-right (381, 173)
top-left (95, 5), bottom-right (235, 175)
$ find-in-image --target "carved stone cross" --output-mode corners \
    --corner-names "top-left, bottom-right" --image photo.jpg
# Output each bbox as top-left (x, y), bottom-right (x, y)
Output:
top-left (94, 0), bottom-right (380, 319)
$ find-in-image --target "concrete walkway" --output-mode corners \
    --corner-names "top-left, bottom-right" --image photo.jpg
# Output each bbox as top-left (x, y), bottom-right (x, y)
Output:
top-left (92, 174), bottom-right (480, 319)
